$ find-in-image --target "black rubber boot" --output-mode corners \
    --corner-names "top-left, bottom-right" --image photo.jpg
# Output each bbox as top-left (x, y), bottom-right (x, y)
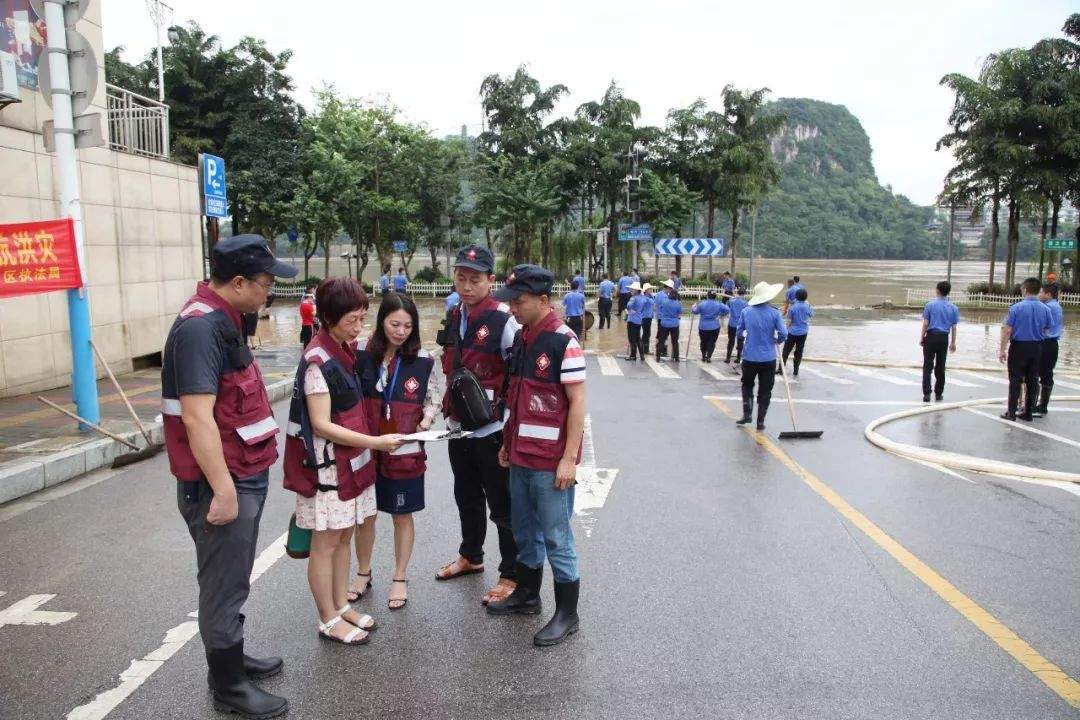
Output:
top-left (735, 390), bottom-right (753, 425)
top-left (756, 400), bottom-right (770, 431)
top-left (1033, 385), bottom-right (1052, 416)
top-left (533, 580), bottom-right (580, 647)
top-left (207, 643), bottom-right (288, 719)
top-left (209, 655), bottom-right (284, 689)
top-left (487, 562), bottom-right (542, 615)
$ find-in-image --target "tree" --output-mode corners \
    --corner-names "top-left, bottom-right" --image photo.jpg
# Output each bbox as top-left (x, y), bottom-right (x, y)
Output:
top-left (713, 86), bottom-right (785, 272)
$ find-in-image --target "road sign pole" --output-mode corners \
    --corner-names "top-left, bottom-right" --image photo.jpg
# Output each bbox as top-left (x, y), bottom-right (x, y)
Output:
top-left (44, 0), bottom-right (99, 427)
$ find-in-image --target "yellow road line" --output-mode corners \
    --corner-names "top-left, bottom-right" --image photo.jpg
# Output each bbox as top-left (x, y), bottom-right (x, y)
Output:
top-left (707, 396), bottom-right (1080, 711)
top-left (0, 385), bottom-right (161, 430)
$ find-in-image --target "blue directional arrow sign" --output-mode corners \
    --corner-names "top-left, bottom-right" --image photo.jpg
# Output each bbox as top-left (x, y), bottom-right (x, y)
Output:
top-left (653, 238), bottom-right (726, 256)
top-left (392, 240), bottom-right (408, 253)
top-left (200, 153), bottom-right (228, 218)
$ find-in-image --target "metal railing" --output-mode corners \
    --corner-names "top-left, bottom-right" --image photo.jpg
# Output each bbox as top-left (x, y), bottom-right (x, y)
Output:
top-left (905, 288), bottom-right (1078, 309)
top-left (106, 83), bottom-right (170, 160)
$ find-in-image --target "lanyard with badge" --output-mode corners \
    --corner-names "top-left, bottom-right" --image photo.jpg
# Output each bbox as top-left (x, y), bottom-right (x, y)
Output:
top-left (379, 355), bottom-right (402, 434)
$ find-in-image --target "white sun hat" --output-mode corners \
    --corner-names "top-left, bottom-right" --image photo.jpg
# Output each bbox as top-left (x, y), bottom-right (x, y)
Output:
top-left (747, 281), bottom-right (785, 306)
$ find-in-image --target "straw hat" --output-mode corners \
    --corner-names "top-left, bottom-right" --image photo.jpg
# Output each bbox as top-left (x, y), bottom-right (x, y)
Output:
top-left (661, 279), bottom-right (676, 290)
top-left (641, 282), bottom-right (655, 292)
top-left (628, 281), bottom-right (642, 292)
top-left (747, 281), bottom-right (785, 306)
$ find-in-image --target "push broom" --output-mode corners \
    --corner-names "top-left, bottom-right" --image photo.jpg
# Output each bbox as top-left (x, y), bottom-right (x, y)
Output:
top-left (776, 345), bottom-right (823, 440)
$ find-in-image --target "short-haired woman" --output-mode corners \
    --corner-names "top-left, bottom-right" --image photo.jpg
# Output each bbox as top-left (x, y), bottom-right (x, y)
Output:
top-left (353, 292), bottom-right (440, 611)
top-left (283, 278), bottom-right (404, 646)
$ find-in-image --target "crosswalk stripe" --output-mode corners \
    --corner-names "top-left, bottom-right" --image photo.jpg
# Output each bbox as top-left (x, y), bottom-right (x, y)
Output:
top-left (837, 364), bottom-right (920, 386)
top-left (893, 368), bottom-right (981, 387)
top-left (799, 366), bottom-right (855, 385)
top-left (597, 355), bottom-right (623, 376)
top-left (954, 370), bottom-right (1009, 386)
top-left (644, 357), bottom-right (680, 379)
top-left (694, 360), bottom-right (738, 381)
top-left (1051, 377), bottom-right (1080, 391)
top-left (965, 408), bottom-right (1080, 450)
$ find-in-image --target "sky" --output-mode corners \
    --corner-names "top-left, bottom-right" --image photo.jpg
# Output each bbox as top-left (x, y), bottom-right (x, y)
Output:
top-left (102, 0), bottom-right (1076, 206)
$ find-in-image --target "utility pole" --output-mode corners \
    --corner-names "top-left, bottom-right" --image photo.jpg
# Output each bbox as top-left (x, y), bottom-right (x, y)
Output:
top-left (748, 207), bottom-right (758, 285)
top-left (946, 199), bottom-right (956, 283)
top-left (43, 0), bottom-right (99, 425)
top-left (147, 0), bottom-right (173, 102)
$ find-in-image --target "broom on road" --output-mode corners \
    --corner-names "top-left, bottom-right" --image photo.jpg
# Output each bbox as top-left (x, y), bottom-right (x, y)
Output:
top-left (776, 345), bottom-right (823, 440)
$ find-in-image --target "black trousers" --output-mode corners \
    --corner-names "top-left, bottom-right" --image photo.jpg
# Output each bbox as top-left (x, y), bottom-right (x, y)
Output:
top-left (617, 293), bottom-right (630, 317)
top-left (300, 324), bottom-right (313, 347)
top-left (627, 322), bottom-right (642, 358)
top-left (726, 325), bottom-right (744, 362)
top-left (598, 298), bottom-right (612, 328)
top-left (921, 331), bottom-right (948, 396)
top-left (177, 475), bottom-right (267, 651)
top-left (1007, 340), bottom-right (1041, 416)
top-left (741, 360), bottom-right (776, 405)
top-left (1038, 337), bottom-right (1058, 403)
top-left (657, 325), bottom-right (680, 360)
top-left (699, 328), bottom-right (721, 359)
top-left (567, 315), bottom-right (584, 341)
top-left (448, 432), bottom-right (518, 580)
top-left (640, 318), bottom-right (653, 353)
top-left (781, 333), bottom-right (808, 373)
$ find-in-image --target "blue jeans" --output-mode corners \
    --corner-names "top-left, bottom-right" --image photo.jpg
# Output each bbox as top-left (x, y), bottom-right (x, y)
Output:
top-left (509, 464), bottom-right (579, 583)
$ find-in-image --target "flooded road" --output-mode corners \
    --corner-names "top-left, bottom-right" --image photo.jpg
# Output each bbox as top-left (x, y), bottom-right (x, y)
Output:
top-left (257, 296), bottom-right (1079, 372)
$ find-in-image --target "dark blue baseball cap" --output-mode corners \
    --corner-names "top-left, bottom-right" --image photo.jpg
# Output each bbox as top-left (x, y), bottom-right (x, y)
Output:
top-left (492, 264), bottom-right (555, 300)
top-left (453, 244), bottom-right (495, 273)
top-left (213, 234), bottom-right (298, 279)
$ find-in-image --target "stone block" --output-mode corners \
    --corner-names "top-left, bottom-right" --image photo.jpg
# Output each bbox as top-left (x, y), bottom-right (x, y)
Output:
top-left (151, 174), bottom-right (180, 212)
top-left (0, 86), bottom-right (38, 132)
top-left (0, 125), bottom-right (36, 152)
top-left (85, 244), bottom-right (120, 286)
top-left (46, 291), bottom-right (69, 333)
top-left (155, 210), bottom-right (183, 246)
top-left (0, 194), bottom-right (40, 224)
top-left (0, 294), bottom-right (51, 341)
top-left (42, 446), bottom-right (88, 488)
top-left (0, 459), bottom-right (45, 504)
top-left (149, 159), bottom-right (178, 178)
top-left (76, 145), bottom-right (114, 167)
top-left (126, 315), bottom-right (163, 356)
top-left (83, 202), bottom-right (118, 247)
top-left (82, 437), bottom-right (119, 472)
top-left (115, 153), bottom-right (150, 174)
top-left (120, 245), bottom-right (161, 284)
top-left (89, 283), bottom-right (123, 325)
top-left (1, 334), bottom-right (55, 385)
top-left (179, 181), bottom-right (199, 215)
top-left (159, 246), bottom-right (187, 281)
top-left (117, 168), bottom-right (154, 210)
top-left (123, 281), bottom-right (162, 320)
top-left (80, 161), bottom-right (117, 207)
top-left (118, 207), bottom-right (157, 246)
top-left (92, 322), bottom-right (128, 363)
top-left (35, 153), bottom-right (56, 200)
top-left (0, 148), bottom-right (39, 198)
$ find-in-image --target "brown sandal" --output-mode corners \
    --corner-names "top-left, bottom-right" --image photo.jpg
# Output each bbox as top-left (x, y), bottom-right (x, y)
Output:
top-left (481, 578), bottom-right (518, 606)
top-left (347, 571), bottom-right (372, 602)
top-left (435, 557), bottom-right (485, 581)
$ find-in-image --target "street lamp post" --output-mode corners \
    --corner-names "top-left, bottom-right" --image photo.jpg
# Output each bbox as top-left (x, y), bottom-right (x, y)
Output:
top-left (147, 0), bottom-right (174, 102)
top-left (341, 251), bottom-right (354, 278)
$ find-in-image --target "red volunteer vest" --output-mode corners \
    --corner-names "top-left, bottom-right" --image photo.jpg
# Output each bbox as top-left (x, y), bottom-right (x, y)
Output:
top-left (162, 282), bottom-right (279, 482)
top-left (281, 330), bottom-right (375, 500)
top-left (505, 310), bottom-right (582, 471)
top-left (358, 347), bottom-right (435, 480)
top-left (440, 295), bottom-right (513, 421)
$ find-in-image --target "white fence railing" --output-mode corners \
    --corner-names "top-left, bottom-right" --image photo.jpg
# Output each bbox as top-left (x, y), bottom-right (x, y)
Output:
top-left (272, 281), bottom-right (724, 300)
top-left (106, 84), bottom-right (170, 160)
top-left (905, 288), bottom-right (1079, 309)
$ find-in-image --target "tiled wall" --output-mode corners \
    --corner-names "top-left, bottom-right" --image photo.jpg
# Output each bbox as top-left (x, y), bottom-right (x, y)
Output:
top-left (0, 5), bottom-right (202, 397)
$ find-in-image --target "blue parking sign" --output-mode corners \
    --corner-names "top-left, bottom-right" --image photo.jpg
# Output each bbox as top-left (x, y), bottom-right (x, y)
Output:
top-left (202, 154), bottom-right (227, 198)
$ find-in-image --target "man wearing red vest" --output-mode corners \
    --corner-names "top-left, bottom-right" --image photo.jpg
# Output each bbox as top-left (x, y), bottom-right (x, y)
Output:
top-left (435, 245), bottom-right (523, 606)
top-left (486, 265), bottom-right (587, 647)
top-left (162, 235), bottom-right (296, 719)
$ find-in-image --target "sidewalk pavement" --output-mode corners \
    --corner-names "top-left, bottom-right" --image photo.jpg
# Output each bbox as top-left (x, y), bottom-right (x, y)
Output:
top-left (0, 345), bottom-right (300, 505)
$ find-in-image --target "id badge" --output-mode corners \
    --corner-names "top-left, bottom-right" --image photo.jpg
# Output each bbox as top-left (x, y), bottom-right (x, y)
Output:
top-left (380, 417), bottom-right (399, 435)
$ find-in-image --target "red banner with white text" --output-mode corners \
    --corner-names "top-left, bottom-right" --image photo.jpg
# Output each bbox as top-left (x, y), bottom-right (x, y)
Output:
top-left (0, 219), bottom-right (83, 298)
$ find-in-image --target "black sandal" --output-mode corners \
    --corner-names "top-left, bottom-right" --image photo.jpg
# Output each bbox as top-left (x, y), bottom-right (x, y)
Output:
top-left (347, 571), bottom-right (372, 602)
top-left (388, 578), bottom-right (408, 611)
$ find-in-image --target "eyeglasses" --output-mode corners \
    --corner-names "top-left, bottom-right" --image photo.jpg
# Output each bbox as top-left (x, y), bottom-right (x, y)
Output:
top-left (246, 277), bottom-right (274, 292)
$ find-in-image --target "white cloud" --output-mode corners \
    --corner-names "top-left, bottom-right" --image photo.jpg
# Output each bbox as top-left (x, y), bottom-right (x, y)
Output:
top-left (103, 0), bottom-right (1076, 205)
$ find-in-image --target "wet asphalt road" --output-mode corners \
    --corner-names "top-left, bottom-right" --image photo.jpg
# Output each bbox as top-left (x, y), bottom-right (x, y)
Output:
top-left (0, 344), bottom-right (1078, 720)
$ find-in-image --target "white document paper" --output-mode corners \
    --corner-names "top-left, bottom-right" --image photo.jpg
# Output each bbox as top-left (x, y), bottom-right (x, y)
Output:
top-left (401, 429), bottom-right (474, 443)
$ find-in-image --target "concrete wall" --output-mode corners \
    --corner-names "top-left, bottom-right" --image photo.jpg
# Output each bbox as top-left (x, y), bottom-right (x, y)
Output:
top-left (0, 4), bottom-right (202, 398)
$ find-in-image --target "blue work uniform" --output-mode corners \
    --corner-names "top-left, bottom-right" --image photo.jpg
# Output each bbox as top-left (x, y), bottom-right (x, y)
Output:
top-left (1005, 297), bottom-right (1052, 342)
top-left (598, 279), bottom-right (615, 299)
top-left (721, 278), bottom-right (736, 296)
top-left (626, 294), bottom-right (645, 325)
top-left (658, 295), bottom-right (681, 328)
top-left (670, 277), bottom-right (682, 291)
top-left (786, 301), bottom-right (814, 336)
top-left (728, 297), bottom-right (747, 326)
top-left (572, 275), bottom-right (585, 291)
top-left (393, 274), bottom-right (408, 292)
top-left (445, 291), bottom-right (460, 312)
top-left (380, 274), bottom-right (390, 293)
top-left (922, 298), bottom-right (959, 334)
top-left (1003, 296), bottom-right (1053, 417)
top-left (640, 293), bottom-right (656, 320)
top-left (1044, 299), bottom-right (1063, 340)
top-left (692, 299), bottom-right (729, 331)
top-left (786, 283), bottom-right (804, 303)
top-left (617, 275), bottom-right (633, 294)
top-left (562, 291), bottom-right (585, 318)
top-left (738, 304), bottom-right (787, 363)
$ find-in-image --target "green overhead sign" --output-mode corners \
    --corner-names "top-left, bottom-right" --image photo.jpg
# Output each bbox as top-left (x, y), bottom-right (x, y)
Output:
top-left (1044, 237), bottom-right (1077, 251)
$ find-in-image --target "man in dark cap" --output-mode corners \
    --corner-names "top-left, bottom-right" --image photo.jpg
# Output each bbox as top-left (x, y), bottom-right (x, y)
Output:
top-left (433, 245), bottom-right (523, 608)
top-left (486, 264), bottom-right (586, 647)
top-left (161, 235), bottom-right (297, 719)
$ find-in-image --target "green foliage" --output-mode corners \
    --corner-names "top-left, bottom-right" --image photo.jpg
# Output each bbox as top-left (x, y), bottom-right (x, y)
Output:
top-left (966, 281), bottom-right (1016, 295)
top-left (412, 266), bottom-right (450, 283)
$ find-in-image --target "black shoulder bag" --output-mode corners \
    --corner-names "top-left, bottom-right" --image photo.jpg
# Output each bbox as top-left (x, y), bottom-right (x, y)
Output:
top-left (447, 312), bottom-right (500, 431)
